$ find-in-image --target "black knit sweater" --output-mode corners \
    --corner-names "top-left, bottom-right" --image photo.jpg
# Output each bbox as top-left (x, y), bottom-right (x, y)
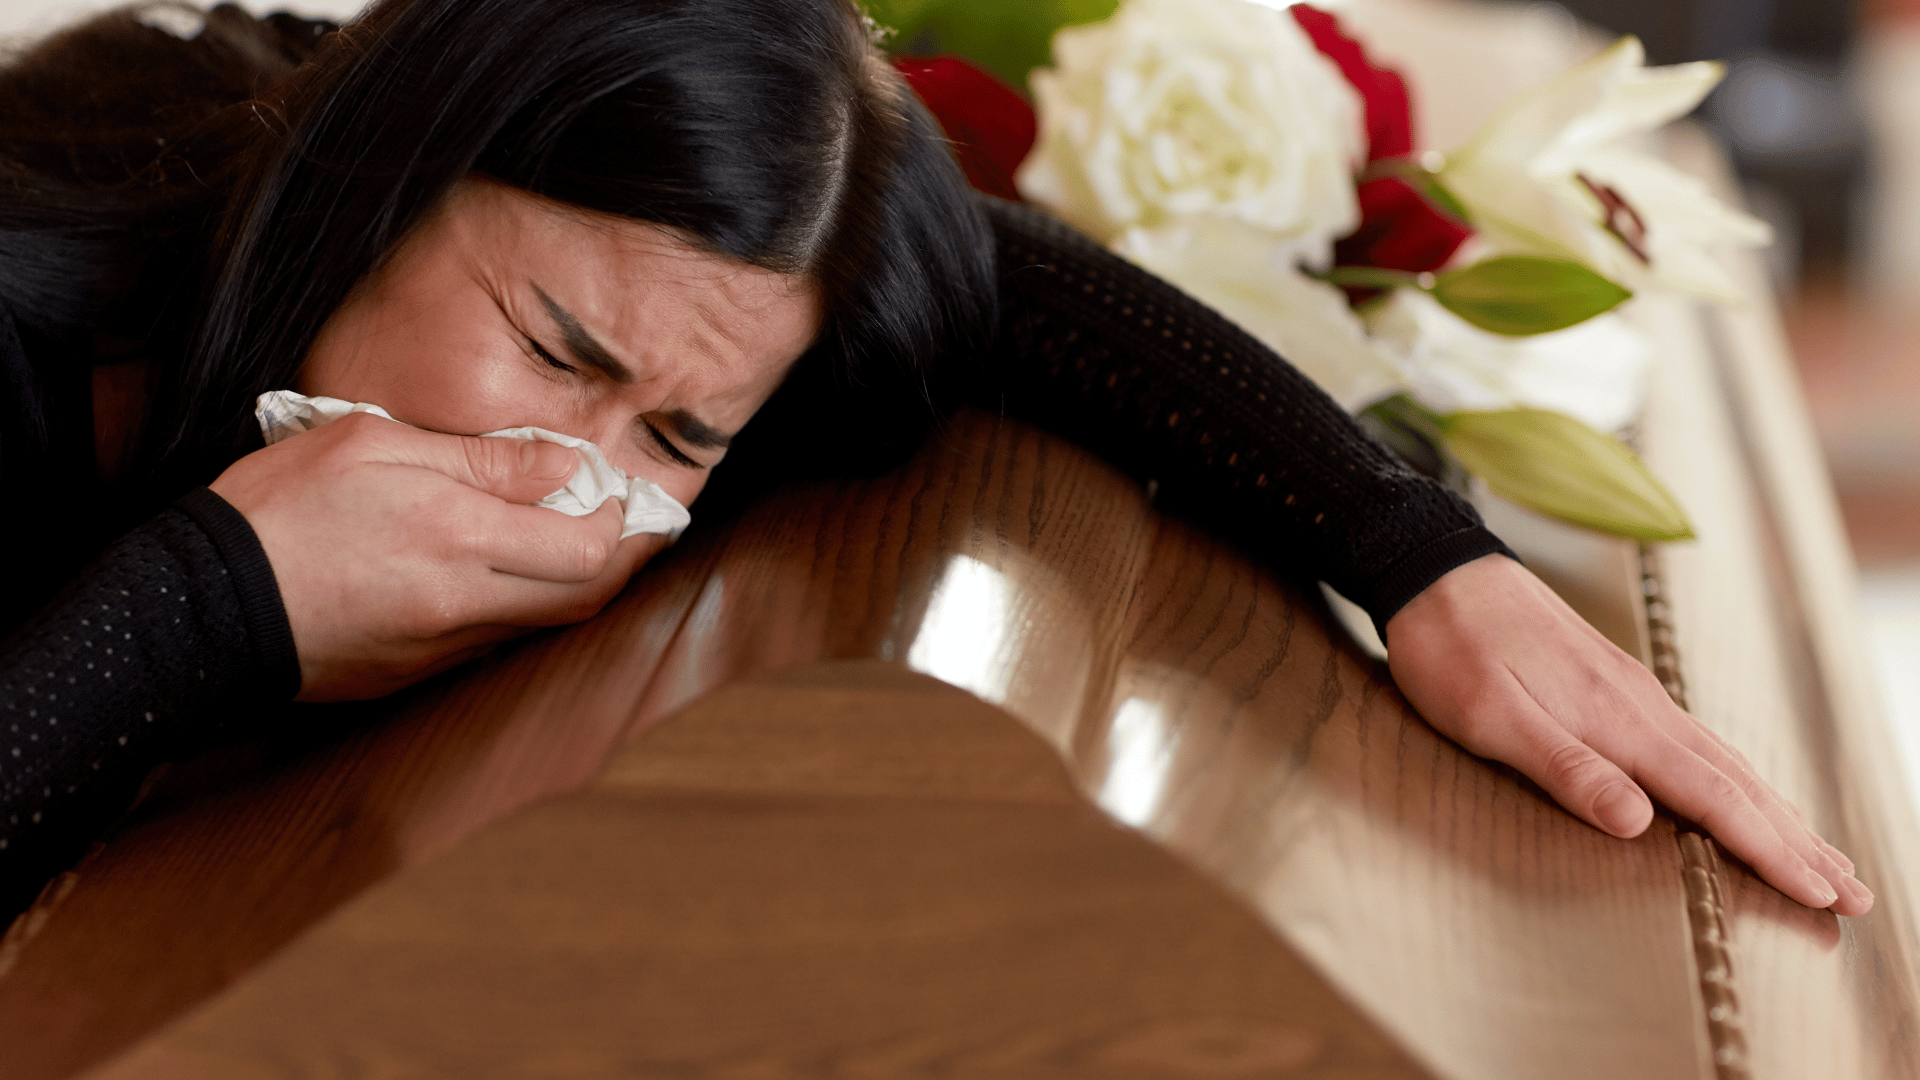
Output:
top-left (979, 200), bottom-right (1507, 620)
top-left (0, 198), bottom-right (1508, 917)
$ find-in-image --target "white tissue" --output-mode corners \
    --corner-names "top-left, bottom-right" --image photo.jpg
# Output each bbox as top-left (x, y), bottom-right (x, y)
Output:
top-left (255, 390), bottom-right (691, 540)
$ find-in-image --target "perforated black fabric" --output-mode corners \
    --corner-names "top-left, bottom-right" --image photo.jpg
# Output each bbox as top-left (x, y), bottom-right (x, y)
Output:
top-left (0, 489), bottom-right (295, 916)
top-left (0, 199), bottom-right (1515, 919)
top-left (972, 198), bottom-right (1512, 623)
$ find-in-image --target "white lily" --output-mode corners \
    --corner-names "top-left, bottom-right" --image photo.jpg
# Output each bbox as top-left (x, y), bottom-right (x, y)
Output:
top-left (1438, 36), bottom-right (1771, 303)
top-left (1114, 218), bottom-right (1404, 411)
top-left (1365, 288), bottom-right (1653, 432)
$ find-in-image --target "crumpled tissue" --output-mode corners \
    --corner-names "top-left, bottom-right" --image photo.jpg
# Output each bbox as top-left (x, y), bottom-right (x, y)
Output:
top-left (255, 390), bottom-right (691, 540)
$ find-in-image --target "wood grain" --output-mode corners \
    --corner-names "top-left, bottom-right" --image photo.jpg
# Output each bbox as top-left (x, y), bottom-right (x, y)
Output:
top-left (1070, 516), bottom-right (1707, 1080)
top-left (0, 411), bottom-right (1730, 1080)
top-left (80, 662), bottom-right (1432, 1080)
top-left (0, 415), bottom-right (1154, 1080)
top-left (1629, 127), bottom-right (1920, 1080)
top-left (0, 18), bottom-right (1908, 1071)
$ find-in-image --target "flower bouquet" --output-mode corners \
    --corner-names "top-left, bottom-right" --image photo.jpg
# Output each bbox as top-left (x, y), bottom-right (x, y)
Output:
top-left (879, 0), bottom-right (1772, 544)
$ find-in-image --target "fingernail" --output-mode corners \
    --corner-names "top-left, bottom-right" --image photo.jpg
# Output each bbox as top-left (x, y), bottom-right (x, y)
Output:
top-left (1805, 867), bottom-right (1840, 907)
top-left (1593, 783), bottom-right (1648, 836)
top-left (521, 441), bottom-right (575, 482)
top-left (1825, 842), bottom-right (1857, 875)
top-left (1842, 871), bottom-right (1875, 909)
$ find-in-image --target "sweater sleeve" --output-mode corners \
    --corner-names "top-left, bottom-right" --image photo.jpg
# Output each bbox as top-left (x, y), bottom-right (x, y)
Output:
top-left (964, 197), bottom-right (1513, 627)
top-left (0, 487), bottom-right (299, 916)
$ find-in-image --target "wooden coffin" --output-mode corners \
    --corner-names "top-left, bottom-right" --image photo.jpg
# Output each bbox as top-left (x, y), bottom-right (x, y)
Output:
top-left (4, 2), bottom-right (1917, 1071)
top-left (0, 352), bottom-right (1911, 1078)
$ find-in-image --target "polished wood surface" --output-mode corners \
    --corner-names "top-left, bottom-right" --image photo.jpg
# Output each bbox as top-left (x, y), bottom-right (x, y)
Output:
top-left (79, 662), bottom-right (1430, 1079)
top-left (5, 1), bottom-right (1907, 1076)
top-left (1622, 128), bottom-right (1920, 1079)
top-left (1339, 4), bottom-right (1920, 1064)
top-left (7, 409), bottom-right (1730, 1080)
top-left (3, 125), bottom-right (1914, 1079)
top-left (1071, 504), bottom-right (1707, 1079)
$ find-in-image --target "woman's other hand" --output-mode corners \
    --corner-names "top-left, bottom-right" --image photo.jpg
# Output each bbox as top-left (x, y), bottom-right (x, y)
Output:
top-left (1384, 553), bottom-right (1872, 916)
top-left (210, 411), bottom-right (664, 702)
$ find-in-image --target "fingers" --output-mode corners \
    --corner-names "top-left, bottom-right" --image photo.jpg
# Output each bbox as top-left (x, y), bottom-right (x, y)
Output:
top-left (350, 413), bottom-right (581, 505)
top-left (465, 505), bottom-right (664, 622)
top-left (1815, 834), bottom-right (1857, 876)
top-left (1456, 676), bottom-right (1654, 839)
top-left (1586, 663), bottom-right (1871, 914)
top-left (1386, 554), bottom-right (1868, 915)
top-left (476, 534), bottom-right (670, 628)
top-left (1460, 668), bottom-right (1856, 913)
top-left (1604, 726), bottom-right (1841, 910)
top-left (406, 498), bottom-right (662, 625)
top-left (470, 439), bottom-right (581, 504)
top-left (1657, 716), bottom-right (1873, 914)
top-left (462, 498), bottom-right (627, 582)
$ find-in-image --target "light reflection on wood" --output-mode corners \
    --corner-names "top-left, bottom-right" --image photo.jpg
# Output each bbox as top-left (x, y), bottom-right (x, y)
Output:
top-left (1067, 511), bottom-right (1706, 1080)
top-left (0, 400), bottom-right (1902, 1080)
top-left (0, 411), bottom-right (1708, 1080)
top-left (84, 663), bottom-right (1436, 1080)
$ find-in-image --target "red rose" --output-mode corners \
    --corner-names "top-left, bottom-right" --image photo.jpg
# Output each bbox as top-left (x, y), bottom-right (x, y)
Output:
top-left (1291, 4), bottom-right (1469, 277)
top-left (1289, 3), bottom-right (1411, 163)
top-left (895, 10), bottom-right (1468, 279)
top-left (893, 55), bottom-right (1036, 203)
top-left (1336, 177), bottom-right (1473, 276)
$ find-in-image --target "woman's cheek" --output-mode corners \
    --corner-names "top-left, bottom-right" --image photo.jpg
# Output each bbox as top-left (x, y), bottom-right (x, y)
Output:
top-left (300, 312), bottom-right (538, 435)
top-left (661, 470), bottom-right (710, 512)
top-left (388, 344), bottom-right (564, 436)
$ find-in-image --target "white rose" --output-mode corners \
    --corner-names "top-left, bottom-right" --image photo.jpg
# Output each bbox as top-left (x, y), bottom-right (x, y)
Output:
top-left (1017, 0), bottom-right (1365, 255)
top-left (1364, 288), bottom-right (1653, 431)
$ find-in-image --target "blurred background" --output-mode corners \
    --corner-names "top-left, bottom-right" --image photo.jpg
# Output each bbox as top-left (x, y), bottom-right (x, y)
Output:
top-left (1549, 0), bottom-right (1920, 803)
top-left (0, 0), bottom-right (1912, 772)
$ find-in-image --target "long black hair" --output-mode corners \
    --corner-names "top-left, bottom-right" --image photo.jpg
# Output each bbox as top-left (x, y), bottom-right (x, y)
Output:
top-left (0, 0), bottom-right (995, 503)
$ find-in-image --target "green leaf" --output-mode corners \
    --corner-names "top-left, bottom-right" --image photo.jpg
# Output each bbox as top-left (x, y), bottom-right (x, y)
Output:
top-left (1412, 174), bottom-right (1472, 225)
top-left (1319, 267), bottom-right (1426, 291)
top-left (1436, 407), bottom-right (1695, 542)
top-left (1432, 257), bottom-right (1631, 336)
top-left (862, 0), bottom-right (946, 37)
top-left (865, 0), bottom-right (1118, 92)
top-left (1357, 158), bottom-right (1472, 225)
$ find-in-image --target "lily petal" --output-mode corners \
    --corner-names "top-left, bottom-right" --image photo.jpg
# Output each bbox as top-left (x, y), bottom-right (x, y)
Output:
top-left (1547, 60), bottom-right (1725, 160)
top-left (1453, 37), bottom-right (1643, 171)
top-left (1575, 149), bottom-right (1773, 300)
top-left (1441, 34), bottom-right (1768, 309)
top-left (1366, 289), bottom-right (1653, 431)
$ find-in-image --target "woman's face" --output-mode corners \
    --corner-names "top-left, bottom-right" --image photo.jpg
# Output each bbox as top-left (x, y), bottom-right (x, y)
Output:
top-left (298, 177), bottom-right (821, 512)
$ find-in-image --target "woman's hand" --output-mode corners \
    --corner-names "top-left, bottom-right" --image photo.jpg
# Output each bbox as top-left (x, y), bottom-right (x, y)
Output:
top-left (1384, 553), bottom-right (1872, 915)
top-left (210, 411), bottom-right (665, 702)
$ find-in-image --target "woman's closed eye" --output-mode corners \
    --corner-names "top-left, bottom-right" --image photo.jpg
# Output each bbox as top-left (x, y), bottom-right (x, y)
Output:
top-left (643, 420), bottom-right (703, 469)
top-left (528, 336), bottom-right (574, 374)
top-left (525, 334), bottom-right (702, 469)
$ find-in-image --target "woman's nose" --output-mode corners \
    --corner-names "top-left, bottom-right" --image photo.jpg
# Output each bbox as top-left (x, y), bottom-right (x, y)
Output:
top-left (559, 406), bottom-right (641, 472)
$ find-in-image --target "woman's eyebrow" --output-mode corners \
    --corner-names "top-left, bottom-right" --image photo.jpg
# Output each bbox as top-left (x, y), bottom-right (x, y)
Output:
top-left (532, 283), bottom-right (633, 384)
top-left (664, 409), bottom-right (732, 450)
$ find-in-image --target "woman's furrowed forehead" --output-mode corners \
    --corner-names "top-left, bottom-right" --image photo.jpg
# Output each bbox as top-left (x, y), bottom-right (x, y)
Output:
top-left (453, 177), bottom-right (822, 384)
